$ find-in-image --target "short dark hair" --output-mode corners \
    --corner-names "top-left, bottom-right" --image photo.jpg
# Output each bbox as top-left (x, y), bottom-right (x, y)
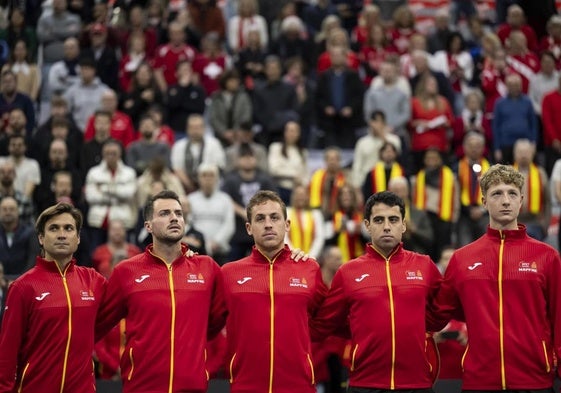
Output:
top-left (364, 191), bottom-right (405, 220)
top-left (218, 68), bottom-right (240, 90)
top-left (94, 110), bottom-right (112, 120)
top-left (379, 141), bottom-right (398, 156)
top-left (8, 133), bottom-right (25, 144)
top-left (144, 190), bottom-right (181, 220)
top-left (51, 116), bottom-right (69, 129)
top-left (35, 203), bottom-right (83, 236)
top-left (370, 110), bottom-right (386, 122)
top-left (246, 190), bottom-right (287, 222)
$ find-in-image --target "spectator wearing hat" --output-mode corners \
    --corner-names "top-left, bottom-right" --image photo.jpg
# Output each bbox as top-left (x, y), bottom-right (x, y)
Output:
top-left (81, 23), bottom-right (119, 91)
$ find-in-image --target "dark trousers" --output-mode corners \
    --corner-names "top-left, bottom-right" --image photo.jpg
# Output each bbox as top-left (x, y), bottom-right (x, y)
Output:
top-left (348, 388), bottom-right (434, 393)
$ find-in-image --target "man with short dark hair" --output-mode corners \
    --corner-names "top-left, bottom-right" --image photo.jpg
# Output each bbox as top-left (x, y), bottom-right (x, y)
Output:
top-left (311, 191), bottom-right (442, 392)
top-left (0, 70), bottom-right (35, 138)
top-left (221, 190), bottom-right (327, 393)
top-left (95, 190), bottom-right (227, 393)
top-left (0, 203), bottom-right (106, 392)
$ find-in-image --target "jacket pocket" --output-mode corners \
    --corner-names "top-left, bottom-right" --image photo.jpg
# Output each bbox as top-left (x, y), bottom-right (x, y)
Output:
top-left (228, 353), bottom-right (237, 383)
top-left (306, 353), bottom-right (315, 385)
top-left (18, 362), bottom-right (30, 393)
top-left (350, 344), bottom-right (359, 372)
top-left (127, 348), bottom-right (135, 381)
top-left (541, 340), bottom-right (551, 373)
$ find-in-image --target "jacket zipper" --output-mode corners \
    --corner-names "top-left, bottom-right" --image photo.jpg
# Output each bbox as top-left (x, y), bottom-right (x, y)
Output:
top-left (350, 344), bottom-right (359, 372)
top-left (229, 353), bottom-right (237, 383)
top-left (127, 348), bottom-right (134, 381)
top-left (57, 264), bottom-right (73, 393)
top-left (268, 259), bottom-right (275, 393)
top-left (461, 344), bottom-right (469, 372)
top-left (542, 340), bottom-right (551, 373)
top-left (306, 353), bottom-right (315, 385)
top-left (167, 265), bottom-right (176, 393)
top-left (17, 362), bottom-right (30, 393)
top-left (498, 231), bottom-right (506, 389)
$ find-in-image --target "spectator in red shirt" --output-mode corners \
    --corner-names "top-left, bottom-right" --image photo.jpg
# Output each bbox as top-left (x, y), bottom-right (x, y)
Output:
top-left (409, 74), bottom-right (454, 172)
top-left (539, 15), bottom-right (561, 69)
top-left (497, 4), bottom-right (539, 53)
top-left (358, 24), bottom-right (395, 86)
top-left (84, 89), bottom-right (136, 147)
top-left (316, 27), bottom-right (359, 74)
top-left (121, 5), bottom-right (158, 59)
top-left (387, 5), bottom-right (416, 55)
top-left (192, 32), bottom-right (227, 96)
top-left (481, 49), bottom-right (516, 118)
top-left (351, 4), bottom-right (381, 47)
top-left (153, 21), bottom-right (197, 91)
top-left (119, 32), bottom-right (150, 93)
top-left (542, 73), bottom-right (561, 174)
top-left (506, 30), bottom-right (540, 94)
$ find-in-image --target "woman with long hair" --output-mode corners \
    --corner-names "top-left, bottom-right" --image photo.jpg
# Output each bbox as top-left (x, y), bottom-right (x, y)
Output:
top-left (409, 74), bottom-right (454, 172)
top-left (1, 39), bottom-right (40, 101)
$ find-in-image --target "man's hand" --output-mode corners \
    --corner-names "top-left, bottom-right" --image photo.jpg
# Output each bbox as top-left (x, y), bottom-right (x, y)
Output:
top-left (290, 248), bottom-right (310, 262)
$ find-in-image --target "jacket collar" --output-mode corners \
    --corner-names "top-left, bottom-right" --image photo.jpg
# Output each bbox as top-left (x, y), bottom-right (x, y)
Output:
top-left (251, 244), bottom-right (291, 264)
top-left (486, 224), bottom-right (528, 240)
top-left (365, 242), bottom-right (404, 262)
top-left (35, 256), bottom-right (77, 274)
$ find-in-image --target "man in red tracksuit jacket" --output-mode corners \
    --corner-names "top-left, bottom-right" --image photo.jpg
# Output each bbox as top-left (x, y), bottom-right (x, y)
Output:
top-left (95, 190), bottom-right (227, 393)
top-left (0, 203), bottom-right (106, 393)
top-left (311, 191), bottom-right (442, 393)
top-left (432, 164), bottom-right (561, 392)
top-left (222, 190), bottom-right (328, 393)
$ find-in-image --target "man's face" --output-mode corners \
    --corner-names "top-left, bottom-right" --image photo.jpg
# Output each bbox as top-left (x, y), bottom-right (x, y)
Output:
top-left (102, 144), bottom-right (121, 168)
top-left (0, 198), bottom-right (18, 226)
top-left (325, 150), bottom-right (340, 172)
top-left (94, 115), bottom-right (111, 138)
top-left (388, 182), bottom-right (408, 201)
top-left (8, 110), bottom-right (26, 131)
top-left (0, 165), bottom-right (15, 188)
top-left (246, 200), bottom-right (289, 254)
top-left (38, 213), bottom-right (80, 261)
top-left (187, 117), bottom-right (205, 141)
top-left (482, 182), bottom-right (522, 230)
top-left (464, 137), bottom-right (484, 161)
top-left (63, 40), bottom-right (79, 60)
top-left (145, 198), bottom-right (185, 244)
top-left (379, 62), bottom-right (396, 84)
top-left (514, 144), bottom-right (534, 167)
top-left (108, 220), bottom-right (126, 244)
top-left (1, 74), bottom-right (17, 95)
top-left (53, 175), bottom-right (72, 197)
top-left (380, 144), bottom-right (397, 164)
top-left (423, 150), bottom-right (442, 170)
top-left (364, 203), bottom-right (405, 255)
top-left (80, 65), bottom-right (96, 84)
top-left (198, 171), bottom-right (217, 194)
top-left (169, 26), bottom-right (185, 46)
top-left (101, 93), bottom-right (118, 113)
top-left (8, 137), bottom-right (25, 158)
top-left (265, 61), bottom-right (281, 82)
top-left (291, 186), bottom-right (308, 209)
top-left (52, 126), bottom-right (69, 140)
top-left (139, 118), bottom-right (156, 140)
top-left (49, 141), bottom-right (68, 167)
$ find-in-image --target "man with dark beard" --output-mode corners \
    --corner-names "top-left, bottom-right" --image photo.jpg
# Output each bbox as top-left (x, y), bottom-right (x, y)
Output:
top-left (126, 114), bottom-right (171, 176)
top-left (95, 190), bottom-right (227, 393)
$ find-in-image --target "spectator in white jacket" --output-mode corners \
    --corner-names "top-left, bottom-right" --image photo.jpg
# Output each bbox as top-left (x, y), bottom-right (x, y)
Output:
top-left (187, 163), bottom-right (235, 265)
top-left (85, 139), bottom-right (137, 252)
top-left (171, 114), bottom-right (226, 193)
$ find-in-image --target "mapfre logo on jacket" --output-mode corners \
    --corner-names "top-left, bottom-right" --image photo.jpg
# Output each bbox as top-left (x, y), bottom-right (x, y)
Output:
top-left (187, 273), bottom-right (205, 284)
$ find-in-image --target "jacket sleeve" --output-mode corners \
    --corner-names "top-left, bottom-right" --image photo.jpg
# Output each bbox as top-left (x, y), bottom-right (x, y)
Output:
top-left (207, 261), bottom-right (227, 340)
top-left (309, 270), bottom-right (349, 342)
top-left (427, 255), bottom-right (461, 331)
top-left (546, 250), bottom-right (561, 378)
top-left (0, 283), bottom-right (28, 392)
top-left (95, 267), bottom-right (127, 342)
top-left (425, 259), bottom-right (445, 332)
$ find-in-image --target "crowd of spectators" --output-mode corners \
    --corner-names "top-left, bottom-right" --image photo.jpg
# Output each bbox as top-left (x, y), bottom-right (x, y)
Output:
top-left (0, 0), bottom-right (561, 386)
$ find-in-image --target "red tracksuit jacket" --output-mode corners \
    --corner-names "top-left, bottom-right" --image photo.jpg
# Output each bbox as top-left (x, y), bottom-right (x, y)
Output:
top-left (0, 257), bottom-right (106, 393)
top-left (222, 246), bottom-right (328, 393)
top-left (432, 225), bottom-right (561, 390)
top-left (311, 244), bottom-right (442, 390)
top-left (95, 244), bottom-right (227, 393)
